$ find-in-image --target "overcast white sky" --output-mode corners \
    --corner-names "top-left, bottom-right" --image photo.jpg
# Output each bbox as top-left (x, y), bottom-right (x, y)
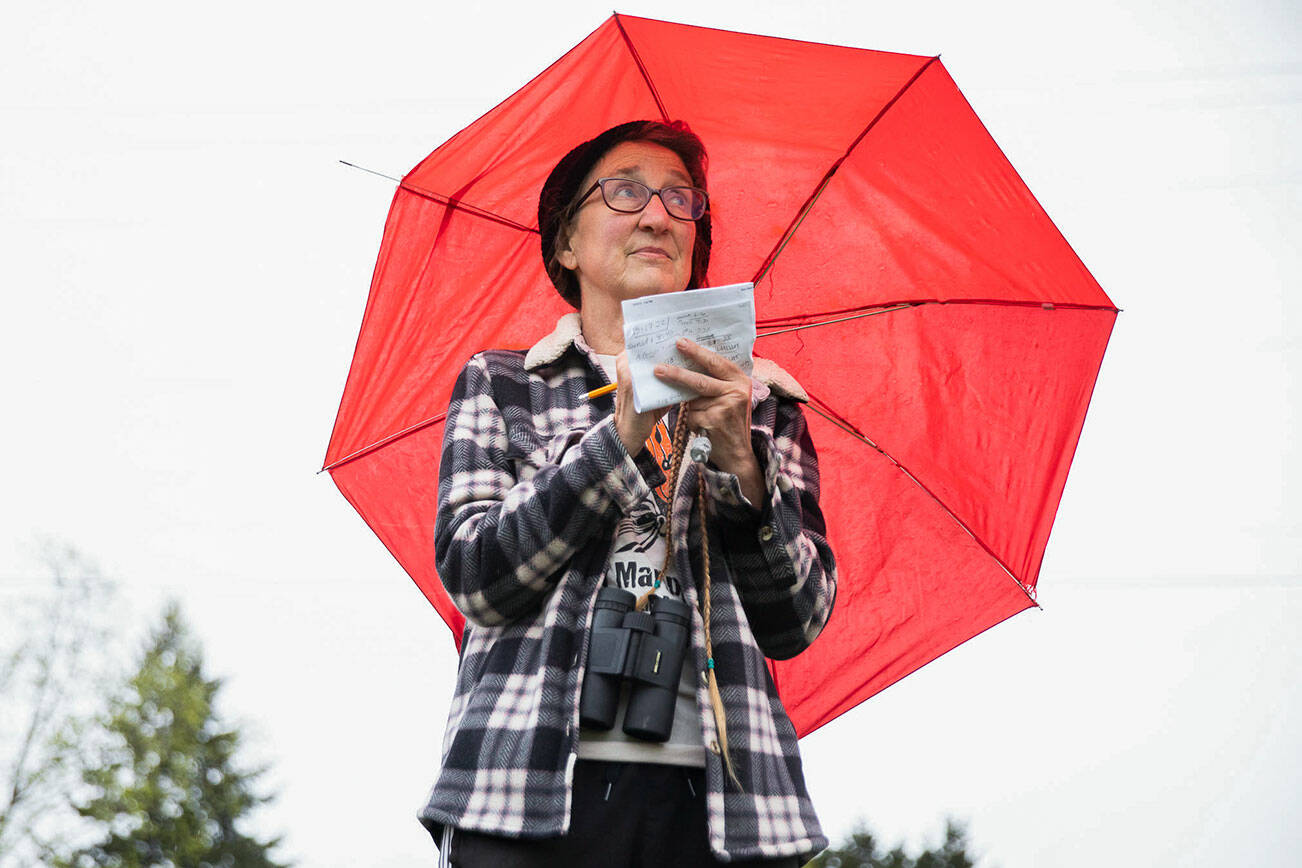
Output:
top-left (2, 1), bottom-right (1299, 866)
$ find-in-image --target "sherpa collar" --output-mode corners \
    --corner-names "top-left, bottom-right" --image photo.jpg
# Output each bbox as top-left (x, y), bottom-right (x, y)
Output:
top-left (522, 312), bottom-right (809, 403)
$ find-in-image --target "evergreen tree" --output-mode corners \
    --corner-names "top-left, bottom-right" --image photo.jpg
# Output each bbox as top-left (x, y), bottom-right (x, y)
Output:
top-left (805, 818), bottom-right (979, 868)
top-left (56, 603), bottom-right (289, 868)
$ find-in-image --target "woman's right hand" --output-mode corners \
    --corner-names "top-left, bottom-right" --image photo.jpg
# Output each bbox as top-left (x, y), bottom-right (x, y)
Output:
top-left (614, 351), bottom-right (667, 456)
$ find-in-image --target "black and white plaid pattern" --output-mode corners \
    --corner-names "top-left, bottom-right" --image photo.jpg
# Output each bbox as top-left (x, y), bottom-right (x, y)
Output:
top-left (420, 314), bottom-right (837, 863)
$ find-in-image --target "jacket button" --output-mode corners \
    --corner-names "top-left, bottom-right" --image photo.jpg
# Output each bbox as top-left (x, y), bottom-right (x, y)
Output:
top-left (758, 526), bottom-right (774, 542)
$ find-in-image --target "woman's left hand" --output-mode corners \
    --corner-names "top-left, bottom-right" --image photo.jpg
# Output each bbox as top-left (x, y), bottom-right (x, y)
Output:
top-left (654, 338), bottom-right (765, 507)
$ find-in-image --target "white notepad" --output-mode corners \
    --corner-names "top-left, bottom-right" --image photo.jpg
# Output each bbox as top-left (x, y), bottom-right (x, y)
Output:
top-left (621, 283), bottom-right (756, 413)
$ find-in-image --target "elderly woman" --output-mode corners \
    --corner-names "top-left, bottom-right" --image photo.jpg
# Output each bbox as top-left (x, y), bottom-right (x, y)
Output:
top-left (420, 120), bottom-right (837, 867)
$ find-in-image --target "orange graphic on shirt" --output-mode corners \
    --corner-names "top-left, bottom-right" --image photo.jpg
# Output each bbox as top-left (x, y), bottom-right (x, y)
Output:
top-left (645, 419), bottom-right (674, 508)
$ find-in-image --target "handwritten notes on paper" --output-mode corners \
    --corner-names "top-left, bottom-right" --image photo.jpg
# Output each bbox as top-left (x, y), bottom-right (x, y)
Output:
top-left (621, 283), bottom-right (756, 413)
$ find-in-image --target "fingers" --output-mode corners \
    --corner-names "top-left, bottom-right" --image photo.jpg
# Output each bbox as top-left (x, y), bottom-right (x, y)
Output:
top-left (653, 339), bottom-right (751, 397)
top-left (615, 351), bottom-right (633, 388)
top-left (654, 339), bottom-right (752, 444)
top-left (614, 351), bottom-right (664, 456)
top-left (654, 362), bottom-right (729, 396)
top-left (673, 338), bottom-right (743, 380)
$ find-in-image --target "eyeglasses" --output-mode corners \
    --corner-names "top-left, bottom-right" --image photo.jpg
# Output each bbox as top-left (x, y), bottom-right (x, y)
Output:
top-left (572, 177), bottom-right (709, 222)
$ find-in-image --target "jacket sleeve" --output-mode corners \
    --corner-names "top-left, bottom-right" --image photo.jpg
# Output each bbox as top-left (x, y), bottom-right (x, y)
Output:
top-left (703, 398), bottom-right (837, 660)
top-left (434, 354), bottom-right (655, 627)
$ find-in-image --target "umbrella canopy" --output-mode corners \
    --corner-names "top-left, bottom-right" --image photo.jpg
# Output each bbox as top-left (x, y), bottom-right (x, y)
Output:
top-left (325, 14), bottom-right (1117, 737)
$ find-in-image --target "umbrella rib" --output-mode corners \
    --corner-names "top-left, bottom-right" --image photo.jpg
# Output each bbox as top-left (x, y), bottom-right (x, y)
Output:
top-left (322, 411), bottom-right (448, 474)
top-left (752, 55), bottom-right (942, 286)
top-left (339, 159), bottom-right (402, 183)
top-left (340, 158), bottom-right (538, 235)
top-left (802, 396), bottom-right (1037, 605)
top-left (757, 299), bottom-right (1121, 336)
top-left (398, 180), bottom-right (540, 235)
top-left (614, 12), bottom-right (671, 121)
top-left (756, 304), bottom-right (918, 338)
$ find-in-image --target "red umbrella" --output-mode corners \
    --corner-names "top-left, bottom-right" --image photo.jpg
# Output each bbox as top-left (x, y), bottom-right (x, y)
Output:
top-left (324, 14), bottom-right (1116, 737)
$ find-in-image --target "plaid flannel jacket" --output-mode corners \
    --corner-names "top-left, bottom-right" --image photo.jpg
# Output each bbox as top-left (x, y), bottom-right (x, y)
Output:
top-left (419, 313), bottom-right (837, 862)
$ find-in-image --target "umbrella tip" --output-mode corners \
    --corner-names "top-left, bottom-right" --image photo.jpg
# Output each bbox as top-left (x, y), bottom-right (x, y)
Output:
top-left (338, 160), bottom-right (402, 184)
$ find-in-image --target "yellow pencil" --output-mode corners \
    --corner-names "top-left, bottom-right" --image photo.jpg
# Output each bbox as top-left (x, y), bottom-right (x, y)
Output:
top-left (586, 383), bottom-right (617, 400)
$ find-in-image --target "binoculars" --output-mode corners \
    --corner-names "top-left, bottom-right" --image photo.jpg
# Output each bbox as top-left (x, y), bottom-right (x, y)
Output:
top-left (580, 587), bottom-right (692, 742)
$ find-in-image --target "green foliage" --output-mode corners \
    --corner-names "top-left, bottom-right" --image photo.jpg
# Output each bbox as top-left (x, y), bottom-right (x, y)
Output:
top-left (805, 818), bottom-right (979, 868)
top-left (55, 603), bottom-right (289, 868)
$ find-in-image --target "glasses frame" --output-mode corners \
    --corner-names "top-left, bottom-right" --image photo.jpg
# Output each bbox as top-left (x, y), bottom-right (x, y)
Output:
top-left (570, 177), bottom-right (710, 222)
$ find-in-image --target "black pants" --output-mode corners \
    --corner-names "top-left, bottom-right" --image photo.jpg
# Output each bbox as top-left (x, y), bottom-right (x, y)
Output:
top-left (449, 760), bottom-right (801, 868)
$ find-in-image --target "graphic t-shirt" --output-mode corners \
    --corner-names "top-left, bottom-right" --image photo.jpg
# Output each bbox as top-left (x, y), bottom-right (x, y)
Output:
top-left (578, 354), bottom-right (705, 767)
top-left (607, 416), bottom-right (678, 597)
